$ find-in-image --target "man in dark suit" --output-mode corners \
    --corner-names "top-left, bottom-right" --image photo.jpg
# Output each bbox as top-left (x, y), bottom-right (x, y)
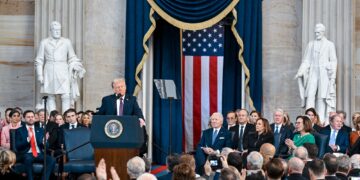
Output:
top-left (229, 109), bottom-right (255, 151)
top-left (35, 109), bottom-right (59, 151)
top-left (58, 108), bottom-right (85, 146)
top-left (270, 109), bottom-right (293, 157)
top-left (287, 157), bottom-right (307, 180)
top-left (195, 112), bottom-right (232, 175)
top-left (15, 110), bottom-right (55, 180)
top-left (320, 114), bottom-right (349, 154)
top-left (96, 78), bottom-right (147, 156)
top-left (323, 153), bottom-right (339, 180)
top-left (337, 110), bottom-right (352, 133)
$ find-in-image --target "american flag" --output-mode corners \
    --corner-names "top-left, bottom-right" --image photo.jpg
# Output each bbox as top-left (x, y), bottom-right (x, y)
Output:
top-left (182, 24), bottom-right (224, 152)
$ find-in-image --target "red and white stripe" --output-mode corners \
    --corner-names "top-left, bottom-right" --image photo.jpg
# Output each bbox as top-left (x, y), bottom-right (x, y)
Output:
top-left (182, 55), bottom-right (223, 152)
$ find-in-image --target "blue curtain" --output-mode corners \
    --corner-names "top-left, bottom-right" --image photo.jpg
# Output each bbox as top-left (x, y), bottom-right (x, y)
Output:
top-left (222, 0), bottom-right (263, 113)
top-left (125, 0), bottom-right (151, 94)
top-left (152, 19), bottom-right (182, 164)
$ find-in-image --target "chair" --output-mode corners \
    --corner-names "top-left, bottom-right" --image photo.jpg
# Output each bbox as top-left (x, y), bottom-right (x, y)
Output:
top-left (10, 129), bottom-right (44, 174)
top-left (312, 131), bottom-right (328, 158)
top-left (62, 128), bottom-right (95, 173)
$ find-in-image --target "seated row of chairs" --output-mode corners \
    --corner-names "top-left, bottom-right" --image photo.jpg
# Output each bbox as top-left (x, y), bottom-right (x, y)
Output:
top-left (9, 127), bottom-right (95, 177)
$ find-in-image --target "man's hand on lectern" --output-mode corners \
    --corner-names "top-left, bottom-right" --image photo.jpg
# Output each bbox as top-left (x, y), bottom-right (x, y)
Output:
top-left (139, 118), bottom-right (146, 127)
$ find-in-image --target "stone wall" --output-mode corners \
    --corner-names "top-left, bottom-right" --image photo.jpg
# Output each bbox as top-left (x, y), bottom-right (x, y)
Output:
top-left (0, 0), bottom-right (35, 115)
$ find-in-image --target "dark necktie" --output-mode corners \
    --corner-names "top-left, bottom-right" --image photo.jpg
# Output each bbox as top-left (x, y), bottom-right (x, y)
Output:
top-left (119, 97), bottom-right (124, 116)
top-left (238, 126), bottom-right (244, 151)
top-left (71, 124), bottom-right (75, 129)
top-left (274, 125), bottom-right (280, 149)
top-left (212, 130), bottom-right (218, 145)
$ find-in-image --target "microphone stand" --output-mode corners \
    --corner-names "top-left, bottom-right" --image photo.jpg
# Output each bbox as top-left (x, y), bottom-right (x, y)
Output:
top-left (42, 96), bottom-right (48, 180)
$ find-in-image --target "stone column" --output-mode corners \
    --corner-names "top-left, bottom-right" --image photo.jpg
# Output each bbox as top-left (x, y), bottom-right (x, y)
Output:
top-left (34, 0), bottom-right (84, 112)
top-left (302, 0), bottom-right (353, 124)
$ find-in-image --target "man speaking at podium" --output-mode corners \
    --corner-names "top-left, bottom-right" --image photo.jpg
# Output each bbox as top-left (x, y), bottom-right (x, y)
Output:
top-left (96, 78), bottom-right (147, 155)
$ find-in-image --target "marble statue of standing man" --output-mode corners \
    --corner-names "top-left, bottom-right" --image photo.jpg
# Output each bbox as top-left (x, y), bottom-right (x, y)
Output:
top-left (35, 21), bottom-right (86, 113)
top-left (295, 23), bottom-right (337, 124)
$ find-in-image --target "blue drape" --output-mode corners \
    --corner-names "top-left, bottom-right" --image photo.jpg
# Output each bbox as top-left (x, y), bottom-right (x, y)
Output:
top-left (152, 19), bottom-right (182, 164)
top-left (154, 0), bottom-right (232, 22)
top-left (125, 0), bottom-right (263, 164)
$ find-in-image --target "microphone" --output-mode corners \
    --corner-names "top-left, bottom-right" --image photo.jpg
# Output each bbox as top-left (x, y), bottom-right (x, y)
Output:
top-left (42, 96), bottom-right (48, 100)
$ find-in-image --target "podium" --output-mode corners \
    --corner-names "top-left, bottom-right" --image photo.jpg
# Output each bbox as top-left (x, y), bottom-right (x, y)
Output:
top-left (91, 115), bottom-right (144, 180)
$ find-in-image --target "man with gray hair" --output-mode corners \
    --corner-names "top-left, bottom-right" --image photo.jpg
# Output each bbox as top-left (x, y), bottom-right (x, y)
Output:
top-left (127, 156), bottom-right (146, 179)
top-left (348, 154), bottom-right (360, 178)
top-left (295, 23), bottom-right (337, 123)
top-left (293, 146), bottom-right (309, 161)
top-left (287, 157), bottom-right (306, 180)
top-left (35, 21), bottom-right (86, 113)
top-left (247, 151), bottom-right (264, 171)
top-left (137, 173), bottom-right (157, 180)
top-left (336, 154), bottom-right (350, 180)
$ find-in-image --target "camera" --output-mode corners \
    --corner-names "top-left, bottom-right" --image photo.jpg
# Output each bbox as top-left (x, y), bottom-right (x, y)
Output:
top-left (208, 154), bottom-right (222, 171)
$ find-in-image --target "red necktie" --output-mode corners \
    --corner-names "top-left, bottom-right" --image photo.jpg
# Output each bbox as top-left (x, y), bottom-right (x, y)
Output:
top-left (28, 127), bottom-right (38, 157)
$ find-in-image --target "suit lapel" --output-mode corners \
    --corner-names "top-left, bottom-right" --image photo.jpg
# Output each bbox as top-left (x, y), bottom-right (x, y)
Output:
top-left (123, 95), bottom-right (130, 115)
top-left (112, 94), bottom-right (117, 115)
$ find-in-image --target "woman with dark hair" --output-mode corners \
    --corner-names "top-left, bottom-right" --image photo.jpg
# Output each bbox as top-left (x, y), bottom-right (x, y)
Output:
top-left (285, 116), bottom-right (315, 151)
top-left (305, 108), bottom-right (323, 132)
top-left (1, 109), bottom-right (21, 149)
top-left (249, 111), bottom-right (261, 124)
top-left (245, 118), bottom-right (274, 153)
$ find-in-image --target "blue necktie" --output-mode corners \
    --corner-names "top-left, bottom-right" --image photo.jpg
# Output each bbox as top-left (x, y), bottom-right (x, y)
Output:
top-left (238, 126), bottom-right (244, 151)
top-left (274, 125), bottom-right (280, 149)
top-left (212, 130), bottom-right (218, 145)
top-left (329, 130), bottom-right (336, 145)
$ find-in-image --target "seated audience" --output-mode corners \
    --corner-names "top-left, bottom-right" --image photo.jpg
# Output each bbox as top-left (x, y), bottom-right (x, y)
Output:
top-left (15, 110), bottom-right (55, 180)
top-left (1, 109), bottom-right (21, 149)
top-left (226, 111), bottom-right (237, 129)
top-left (308, 159), bottom-right (326, 180)
top-left (0, 149), bottom-right (25, 179)
top-left (173, 163), bottom-right (196, 180)
top-left (323, 153), bottom-right (338, 180)
top-left (245, 118), bottom-right (274, 153)
top-left (265, 158), bottom-right (284, 180)
top-left (271, 109), bottom-right (293, 158)
top-left (303, 143), bottom-right (319, 160)
top-left (127, 156), bottom-right (145, 179)
top-left (229, 109), bottom-right (255, 151)
top-left (249, 110), bottom-right (261, 125)
top-left (350, 116), bottom-right (360, 147)
top-left (219, 167), bottom-right (237, 180)
top-left (293, 146), bottom-right (308, 161)
top-left (287, 157), bottom-right (306, 180)
top-left (259, 143), bottom-right (276, 166)
top-left (76, 111), bottom-right (84, 124)
top-left (158, 153), bottom-right (180, 180)
top-left (337, 110), bottom-right (352, 133)
top-left (54, 114), bottom-right (65, 127)
top-left (35, 109), bottom-right (59, 151)
top-left (137, 173), bottom-right (157, 180)
top-left (246, 151), bottom-right (264, 177)
top-left (336, 154), bottom-right (350, 180)
top-left (81, 113), bottom-right (92, 128)
top-left (352, 112), bottom-right (360, 130)
top-left (285, 116), bottom-right (315, 153)
top-left (49, 110), bottom-right (58, 122)
top-left (195, 112), bottom-right (232, 175)
top-left (284, 112), bottom-right (295, 132)
top-left (320, 114), bottom-right (349, 154)
top-left (306, 107), bottom-right (323, 132)
top-left (348, 154), bottom-right (360, 178)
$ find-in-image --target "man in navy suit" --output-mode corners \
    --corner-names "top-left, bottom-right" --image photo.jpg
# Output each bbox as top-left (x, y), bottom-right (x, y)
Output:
top-left (195, 112), bottom-right (232, 175)
top-left (320, 114), bottom-right (349, 154)
top-left (270, 108), bottom-right (293, 157)
top-left (15, 110), bottom-right (55, 180)
top-left (229, 109), bottom-right (255, 151)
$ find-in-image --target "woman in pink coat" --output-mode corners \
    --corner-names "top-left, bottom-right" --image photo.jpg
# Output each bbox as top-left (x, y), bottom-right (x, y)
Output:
top-left (1, 109), bottom-right (21, 149)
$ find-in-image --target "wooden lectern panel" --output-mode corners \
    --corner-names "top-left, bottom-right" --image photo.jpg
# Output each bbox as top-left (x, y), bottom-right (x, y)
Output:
top-left (95, 148), bottom-right (139, 180)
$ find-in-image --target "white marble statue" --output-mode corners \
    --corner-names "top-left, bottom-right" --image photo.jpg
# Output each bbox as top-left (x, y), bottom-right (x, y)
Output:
top-left (295, 23), bottom-right (337, 124)
top-left (35, 21), bottom-right (86, 113)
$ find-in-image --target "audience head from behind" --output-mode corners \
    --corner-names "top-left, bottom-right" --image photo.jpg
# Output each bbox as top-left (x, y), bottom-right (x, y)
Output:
top-left (77, 173), bottom-right (96, 180)
top-left (288, 157), bottom-right (305, 175)
top-left (259, 143), bottom-right (276, 165)
top-left (350, 154), bottom-right (360, 170)
top-left (293, 146), bottom-right (308, 161)
top-left (137, 173), bottom-right (157, 180)
top-left (221, 147), bottom-right (234, 158)
top-left (308, 159), bottom-right (326, 180)
top-left (173, 163), bottom-right (196, 180)
top-left (227, 152), bottom-right (242, 173)
top-left (142, 157), bottom-right (151, 173)
top-left (166, 153), bottom-right (181, 172)
top-left (273, 108), bottom-right (285, 125)
top-left (179, 154), bottom-right (196, 172)
top-left (0, 149), bottom-right (16, 175)
top-left (127, 156), bottom-right (145, 179)
top-left (323, 153), bottom-right (338, 176)
top-left (265, 158), bottom-right (284, 180)
top-left (219, 167), bottom-right (237, 180)
top-left (302, 143), bottom-right (318, 160)
top-left (247, 151), bottom-right (263, 171)
top-left (235, 109), bottom-right (249, 125)
top-left (337, 154), bottom-right (350, 175)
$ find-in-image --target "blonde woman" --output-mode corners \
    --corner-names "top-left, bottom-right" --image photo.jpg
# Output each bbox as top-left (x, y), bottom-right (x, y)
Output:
top-left (0, 149), bottom-right (25, 179)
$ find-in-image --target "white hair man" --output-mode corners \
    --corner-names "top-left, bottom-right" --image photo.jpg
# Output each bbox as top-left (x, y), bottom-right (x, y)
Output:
top-left (348, 154), bottom-right (360, 178)
top-left (247, 151), bottom-right (264, 175)
top-left (127, 156), bottom-right (146, 179)
top-left (35, 21), bottom-right (86, 113)
top-left (287, 157), bottom-right (306, 180)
